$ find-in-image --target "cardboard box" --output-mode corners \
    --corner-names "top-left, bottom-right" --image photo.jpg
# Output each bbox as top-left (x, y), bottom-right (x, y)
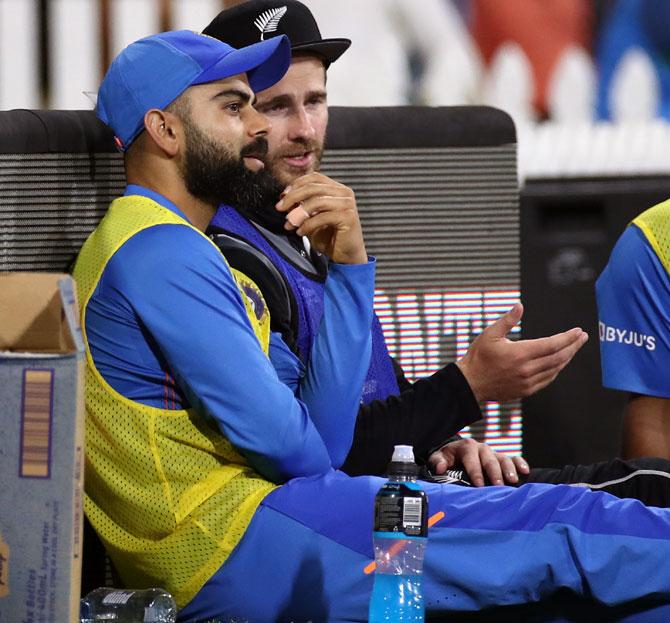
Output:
top-left (0, 273), bottom-right (85, 623)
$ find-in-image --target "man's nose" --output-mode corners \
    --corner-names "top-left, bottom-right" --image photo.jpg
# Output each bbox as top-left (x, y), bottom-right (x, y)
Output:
top-left (288, 107), bottom-right (316, 141)
top-left (247, 106), bottom-right (270, 137)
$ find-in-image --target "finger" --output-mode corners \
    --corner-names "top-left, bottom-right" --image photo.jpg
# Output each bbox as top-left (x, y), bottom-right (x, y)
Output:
top-left (277, 181), bottom-right (351, 212)
top-left (285, 205), bottom-right (310, 229)
top-left (281, 171), bottom-right (331, 191)
top-left (284, 196), bottom-right (356, 231)
top-left (428, 450), bottom-right (450, 475)
top-left (282, 195), bottom-right (349, 229)
top-left (514, 327), bottom-right (587, 361)
top-left (295, 207), bottom-right (358, 237)
top-left (481, 302), bottom-right (523, 339)
top-left (297, 194), bottom-right (356, 218)
top-left (497, 454), bottom-right (519, 484)
top-left (296, 210), bottom-right (367, 264)
top-left (478, 448), bottom-right (505, 486)
top-left (459, 446), bottom-right (486, 487)
top-left (522, 331), bottom-right (588, 378)
top-left (512, 455), bottom-right (530, 474)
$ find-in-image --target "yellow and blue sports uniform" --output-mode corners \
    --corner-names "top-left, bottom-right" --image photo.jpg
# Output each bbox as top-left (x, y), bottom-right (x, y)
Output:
top-left (78, 186), bottom-right (670, 623)
top-left (597, 199), bottom-right (670, 397)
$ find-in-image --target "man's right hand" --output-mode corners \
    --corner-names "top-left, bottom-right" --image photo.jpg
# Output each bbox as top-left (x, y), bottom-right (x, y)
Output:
top-left (275, 172), bottom-right (368, 265)
top-left (456, 302), bottom-right (588, 403)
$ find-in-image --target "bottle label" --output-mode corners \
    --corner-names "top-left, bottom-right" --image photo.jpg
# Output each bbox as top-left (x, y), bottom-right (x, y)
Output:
top-left (101, 590), bottom-right (134, 605)
top-left (402, 497), bottom-right (423, 530)
top-left (374, 483), bottom-right (428, 537)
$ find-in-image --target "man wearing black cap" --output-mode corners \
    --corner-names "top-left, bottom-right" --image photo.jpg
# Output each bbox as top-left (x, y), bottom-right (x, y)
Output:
top-left (198, 1), bottom-right (670, 524)
top-left (76, 24), bottom-right (670, 623)
top-left (201, 0), bottom-right (670, 497)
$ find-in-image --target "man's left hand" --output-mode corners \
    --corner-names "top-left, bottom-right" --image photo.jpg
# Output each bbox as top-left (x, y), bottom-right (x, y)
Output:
top-left (428, 437), bottom-right (530, 486)
top-left (456, 302), bottom-right (588, 403)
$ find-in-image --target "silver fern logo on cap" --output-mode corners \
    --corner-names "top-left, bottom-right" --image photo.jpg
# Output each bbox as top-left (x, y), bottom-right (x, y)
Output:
top-left (254, 6), bottom-right (288, 40)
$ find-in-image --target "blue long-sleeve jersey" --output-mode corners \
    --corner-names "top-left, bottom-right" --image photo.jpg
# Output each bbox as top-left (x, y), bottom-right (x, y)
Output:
top-left (85, 184), bottom-right (374, 481)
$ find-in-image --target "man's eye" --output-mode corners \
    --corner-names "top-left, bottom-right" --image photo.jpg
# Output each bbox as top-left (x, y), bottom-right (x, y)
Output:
top-left (226, 102), bottom-right (241, 113)
top-left (257, 103), bottom-right (285, 114)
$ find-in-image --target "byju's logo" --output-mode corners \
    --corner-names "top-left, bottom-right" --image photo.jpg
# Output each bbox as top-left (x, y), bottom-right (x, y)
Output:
top-left (599, 322), bottom-right (656, 351)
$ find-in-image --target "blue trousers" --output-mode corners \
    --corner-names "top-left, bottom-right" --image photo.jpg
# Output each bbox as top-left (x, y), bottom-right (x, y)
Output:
top-left (178, 470), bottom-right (670, 622)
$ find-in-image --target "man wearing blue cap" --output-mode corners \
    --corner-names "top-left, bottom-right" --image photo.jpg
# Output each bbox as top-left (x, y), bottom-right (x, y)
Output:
top-left (78, 28), bottom-right (670, 623)
top-left (74, 27), bottom-right (376, 615)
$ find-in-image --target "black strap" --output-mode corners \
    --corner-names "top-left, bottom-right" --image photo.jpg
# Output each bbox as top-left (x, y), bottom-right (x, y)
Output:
top-left (209, 230), bottom-right (299, 354)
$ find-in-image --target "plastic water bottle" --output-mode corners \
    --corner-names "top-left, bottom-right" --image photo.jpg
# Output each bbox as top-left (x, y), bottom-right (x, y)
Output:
top-left (369, 445), bottom-right (428, 622)
top-left (80, 587), bottom-right (177, 622)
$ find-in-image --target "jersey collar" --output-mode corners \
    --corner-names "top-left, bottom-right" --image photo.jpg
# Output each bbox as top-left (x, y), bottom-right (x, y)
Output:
top-left (124, 184), bottom-right (191, 224)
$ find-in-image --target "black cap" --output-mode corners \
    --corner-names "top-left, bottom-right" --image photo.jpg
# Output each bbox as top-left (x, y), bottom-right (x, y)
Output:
top-left (203, 0), bottom-right (351, 66)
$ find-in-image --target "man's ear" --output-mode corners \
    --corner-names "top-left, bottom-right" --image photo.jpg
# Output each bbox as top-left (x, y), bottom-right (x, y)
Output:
top-left (144, 109), bottom-right (180, 157)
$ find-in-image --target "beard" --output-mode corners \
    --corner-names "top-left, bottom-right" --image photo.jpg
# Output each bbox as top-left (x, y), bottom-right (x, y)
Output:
top-left (236, 135), bottom-right (326, 233)
top-left (180, 115), bottom-right (270, 213)
top-left (232, 165), bottom-right (288, 233)
top-left (181, 112), bottom-right (327, 234)
top-left (265, 135), bottom-right (325, 187)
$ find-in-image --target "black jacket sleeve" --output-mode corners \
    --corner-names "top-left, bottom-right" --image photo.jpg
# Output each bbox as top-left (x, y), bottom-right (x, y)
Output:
top-left (341, 361), bottom-right (482, 476)
top-left (209, 228), bottom-right (482, 477)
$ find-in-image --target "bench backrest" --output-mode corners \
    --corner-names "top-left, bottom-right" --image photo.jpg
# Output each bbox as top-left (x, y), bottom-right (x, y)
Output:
top-left (0, 106), bottom-right (519, 449)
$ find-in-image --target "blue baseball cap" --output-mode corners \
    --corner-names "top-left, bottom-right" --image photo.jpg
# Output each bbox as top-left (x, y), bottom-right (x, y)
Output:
top-left (97, 29), bottom-right (291, 151)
